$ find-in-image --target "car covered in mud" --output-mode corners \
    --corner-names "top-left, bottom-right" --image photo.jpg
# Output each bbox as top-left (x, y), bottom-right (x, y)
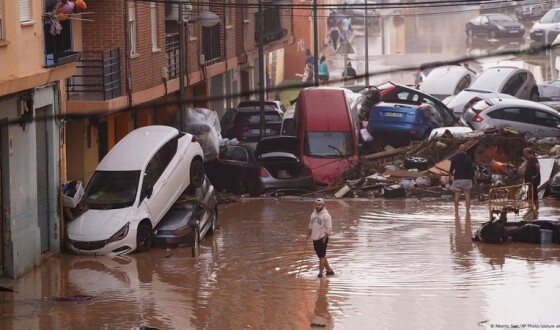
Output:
top-left (153, 176), bottom-right (217, 254)
top-left (66, 126), bottom-right (205, 256)
top-left (206, 136), bottom-right (314, 196)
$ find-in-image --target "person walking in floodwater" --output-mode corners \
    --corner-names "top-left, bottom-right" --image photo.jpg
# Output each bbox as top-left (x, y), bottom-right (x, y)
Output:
top-left (307, 198), bottom-right (335, 278)
top-left (449, 144), bottom-right (474, 219)
top-left (523, 147), bottom-right (540, 211)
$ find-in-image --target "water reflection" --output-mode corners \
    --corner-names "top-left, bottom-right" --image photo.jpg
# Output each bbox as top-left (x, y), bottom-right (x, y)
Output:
top-left (2, 199), bottom-right (560, 328)
top-left (311, 280), bottom-right (332, 328)
top-left (451, 217), bottom-right (474, 270)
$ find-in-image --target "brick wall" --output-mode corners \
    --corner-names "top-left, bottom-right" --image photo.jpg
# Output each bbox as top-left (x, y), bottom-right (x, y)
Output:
top-left (82, 0), bottom-right (166, 97)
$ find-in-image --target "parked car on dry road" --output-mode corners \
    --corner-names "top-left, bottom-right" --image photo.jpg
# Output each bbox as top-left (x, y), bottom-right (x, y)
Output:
top-left (66, 126), bottom-right (205, 256)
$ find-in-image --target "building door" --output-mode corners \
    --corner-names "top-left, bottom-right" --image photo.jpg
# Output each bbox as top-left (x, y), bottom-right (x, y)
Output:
top-left (36, 107), bottom-right (50, 253)
top-left (0, 123), bottom-right (4, 275)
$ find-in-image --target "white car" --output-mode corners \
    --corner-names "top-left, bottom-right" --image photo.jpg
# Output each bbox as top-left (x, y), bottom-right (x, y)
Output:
top-left (461, 98), bottom-right (560, 138)
top-left (530, 8), bottom-right (560, 42)
top-left (66, 126), bottom-right (205, 256)
top-left (419, 65), bottom-right (476, 101)
top-left (445, 66), bottom-right (539, 118)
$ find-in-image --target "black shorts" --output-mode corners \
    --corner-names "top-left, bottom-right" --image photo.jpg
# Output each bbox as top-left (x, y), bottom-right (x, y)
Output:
top-left (313, 237), bottom-right (329, 258)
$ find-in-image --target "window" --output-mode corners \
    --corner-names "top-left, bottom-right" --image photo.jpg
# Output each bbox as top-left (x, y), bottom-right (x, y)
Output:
top-left (226, 0), bottom-right (234, 28)
top-left (534, 110), bottom-right (560, 128)
top-left (142, 137), bottom-right (178, 192)
top-left (488, 108), bottom-right (530, 123)
top-left (502, 73), bottom-right (527, 96)
top-left (0, 0), bottom-right (4, 39)
top-left (150, 2), bottom-right (158, 50)
top-left (20, 0), bottom-right (31, 23)
top-left (222, 146), bottom-right (248, 162)
top-left (128, 3), bottom-right (137, 55)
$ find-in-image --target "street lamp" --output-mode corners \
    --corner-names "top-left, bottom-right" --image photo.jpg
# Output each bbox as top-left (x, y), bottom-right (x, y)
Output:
top-left (178, 6), bottom-right (220, 132)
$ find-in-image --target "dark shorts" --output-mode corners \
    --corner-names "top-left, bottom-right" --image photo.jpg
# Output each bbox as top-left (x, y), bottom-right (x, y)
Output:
top-left (313, 237), bottom-right (329, 258)
top-left (318, 75), bottom-right (329, 82)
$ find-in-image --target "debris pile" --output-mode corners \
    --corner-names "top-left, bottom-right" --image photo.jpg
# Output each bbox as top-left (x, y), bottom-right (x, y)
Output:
top-left (331, 128), bottom-right (559, 200)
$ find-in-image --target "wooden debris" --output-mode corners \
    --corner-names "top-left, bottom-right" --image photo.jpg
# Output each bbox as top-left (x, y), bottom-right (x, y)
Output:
top-left (334, 185), bottom-right (351, 198)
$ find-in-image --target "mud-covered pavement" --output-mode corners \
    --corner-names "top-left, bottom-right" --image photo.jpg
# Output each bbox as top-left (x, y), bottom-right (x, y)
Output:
top-left (2, 197), bottom-right (560, 329)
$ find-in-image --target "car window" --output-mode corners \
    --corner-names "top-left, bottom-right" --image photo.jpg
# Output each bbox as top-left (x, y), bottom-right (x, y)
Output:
top-left (502, 73), bottom-right (527, 96)
top-left (83, 170), bottom-right (141, 209)
top-left (142, 137), bottom-right (178, 191)
top-left (534, 110), bottom-right (560, 128)
top-left (304, 132), bottom-right (354, 157)
top-left (455, 76), bottom-right (472, 94)
top-left (235, 112), bottom-right (282, 125)
top-left (222, 146), bottom-right (249, 162)
top-left (221, 108), bottom-right (237, 132)
top-left (396, 91), bottom-right (419, 102)
top-left (471, 68), bottom-right (515, 91)
top-left (231, 147), bottom-right (249, 162)
top-left (540, 9), bottom-right (560, 23)
top-left (487, 107), bottom-right (531, 123)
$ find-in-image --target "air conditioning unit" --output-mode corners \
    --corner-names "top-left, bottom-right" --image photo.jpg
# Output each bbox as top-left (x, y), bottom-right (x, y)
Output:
top-left (165, 2), bottom-right (192, 21)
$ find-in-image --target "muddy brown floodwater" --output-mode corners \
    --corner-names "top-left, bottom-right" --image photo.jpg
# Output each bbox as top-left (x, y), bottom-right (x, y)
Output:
top-left (2, 197), bottom-right (560, 329)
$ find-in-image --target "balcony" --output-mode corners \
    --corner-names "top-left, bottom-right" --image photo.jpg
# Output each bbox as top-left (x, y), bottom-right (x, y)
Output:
top-left (202, 23), bottom-right (222, 65)
top-left (44, 19), bottom-right (81, 68)
top-left (254, 7), bottom-right (287, 45)
top-left (66, 49), bottom-right (121, 101)
top-left (165, 33), bottom-right (180, 79)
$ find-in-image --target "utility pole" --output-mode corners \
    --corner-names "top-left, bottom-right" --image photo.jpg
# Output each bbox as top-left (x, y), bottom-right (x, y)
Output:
top-left (258, 0), bottom-right (266, 139)
top-left (313, 0), bottom-right (319, 86)
top-left (364, 0), bottom-right (369, 86)
top-left (178, 3), bottom-right (186, 132)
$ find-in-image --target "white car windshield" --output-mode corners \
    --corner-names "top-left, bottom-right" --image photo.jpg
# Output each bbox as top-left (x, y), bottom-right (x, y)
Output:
top-left (540, 10), bottom-right (560, 24)
top-left (83, 170), bottom-right (141, 209)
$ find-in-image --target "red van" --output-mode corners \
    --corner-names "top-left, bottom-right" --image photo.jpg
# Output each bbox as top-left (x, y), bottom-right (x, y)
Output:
top-left (293, 87), bottom-right (359, 185)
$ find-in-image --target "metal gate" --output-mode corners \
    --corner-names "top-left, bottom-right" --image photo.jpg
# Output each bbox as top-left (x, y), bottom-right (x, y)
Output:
top-left (36, 107), bottom-right (49, 253)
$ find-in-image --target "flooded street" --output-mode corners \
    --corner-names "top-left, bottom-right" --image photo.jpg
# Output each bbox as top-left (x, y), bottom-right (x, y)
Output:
top-left (2, 197), bottom-right (560, 329)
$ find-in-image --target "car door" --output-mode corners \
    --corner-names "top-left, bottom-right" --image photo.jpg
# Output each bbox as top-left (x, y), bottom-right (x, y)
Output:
top-left (479, 16), bottom-right (490, 36)
top-left (217, 146), bottom-right (256, 193)
top-left (533, 109), bottom-right (560, 137)
top-left (501, 72), bottom-right (528, 98)
top-left (486, 107), bottom-right (534, 136)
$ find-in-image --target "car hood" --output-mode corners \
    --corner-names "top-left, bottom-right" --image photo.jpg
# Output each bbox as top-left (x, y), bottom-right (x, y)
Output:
top-left (255, 136), bottom-right (300, 157)
top-left (303, 155), bottom-right (357, 185)
top-left (495, 21), bottom-right (523, 29)
top-left (447, 90), bottom-right (514, 110)
top-left (532, 22), bottom-right (560, 31)
top-left (154, 207), bottom-right (195, 231)
top-left (67, 207), bottom-right (133, 241)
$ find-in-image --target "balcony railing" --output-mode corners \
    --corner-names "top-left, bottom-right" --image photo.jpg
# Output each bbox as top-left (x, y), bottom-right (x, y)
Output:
top-left (165, 33), bottom-right (180, 79)
top-left (202, 24), bottom-right (222, 65)
top-left (255, 7), bottom-right (287, 45)
top-left (66, 49), bottom-right (121, 101)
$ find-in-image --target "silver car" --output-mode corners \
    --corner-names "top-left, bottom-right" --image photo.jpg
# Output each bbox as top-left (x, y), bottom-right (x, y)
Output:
top-left (529, 7), bottom-right (560, 42)
top-left (446, 66), bottom-right (539, 118)
top-left (419, 65), bottom-right (476, 101)
top-left (461, 97), bottom-right (560, 138)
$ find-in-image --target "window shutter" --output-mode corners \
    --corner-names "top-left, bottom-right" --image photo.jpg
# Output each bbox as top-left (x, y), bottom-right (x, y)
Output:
top-left (19, 0), bottom-right (31, 22)
top-left (151, 2), bottom-right (157, 49)
top-left (0, 0), bottom-right (4, 39)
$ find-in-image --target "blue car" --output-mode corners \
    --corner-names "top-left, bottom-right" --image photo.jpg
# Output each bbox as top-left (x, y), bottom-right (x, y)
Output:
top-left (367, 101), bottom-right (445, 142)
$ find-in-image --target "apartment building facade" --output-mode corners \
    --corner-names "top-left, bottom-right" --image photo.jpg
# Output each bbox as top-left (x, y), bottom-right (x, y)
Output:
top-left (0, 0), bottom-right (82, 277)
top-left (0, 0), bottom-right (293, 278)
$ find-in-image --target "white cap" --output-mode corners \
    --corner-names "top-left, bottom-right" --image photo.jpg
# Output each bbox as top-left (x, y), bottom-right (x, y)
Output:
top-left (315, 198), bottom-right (324, 204)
